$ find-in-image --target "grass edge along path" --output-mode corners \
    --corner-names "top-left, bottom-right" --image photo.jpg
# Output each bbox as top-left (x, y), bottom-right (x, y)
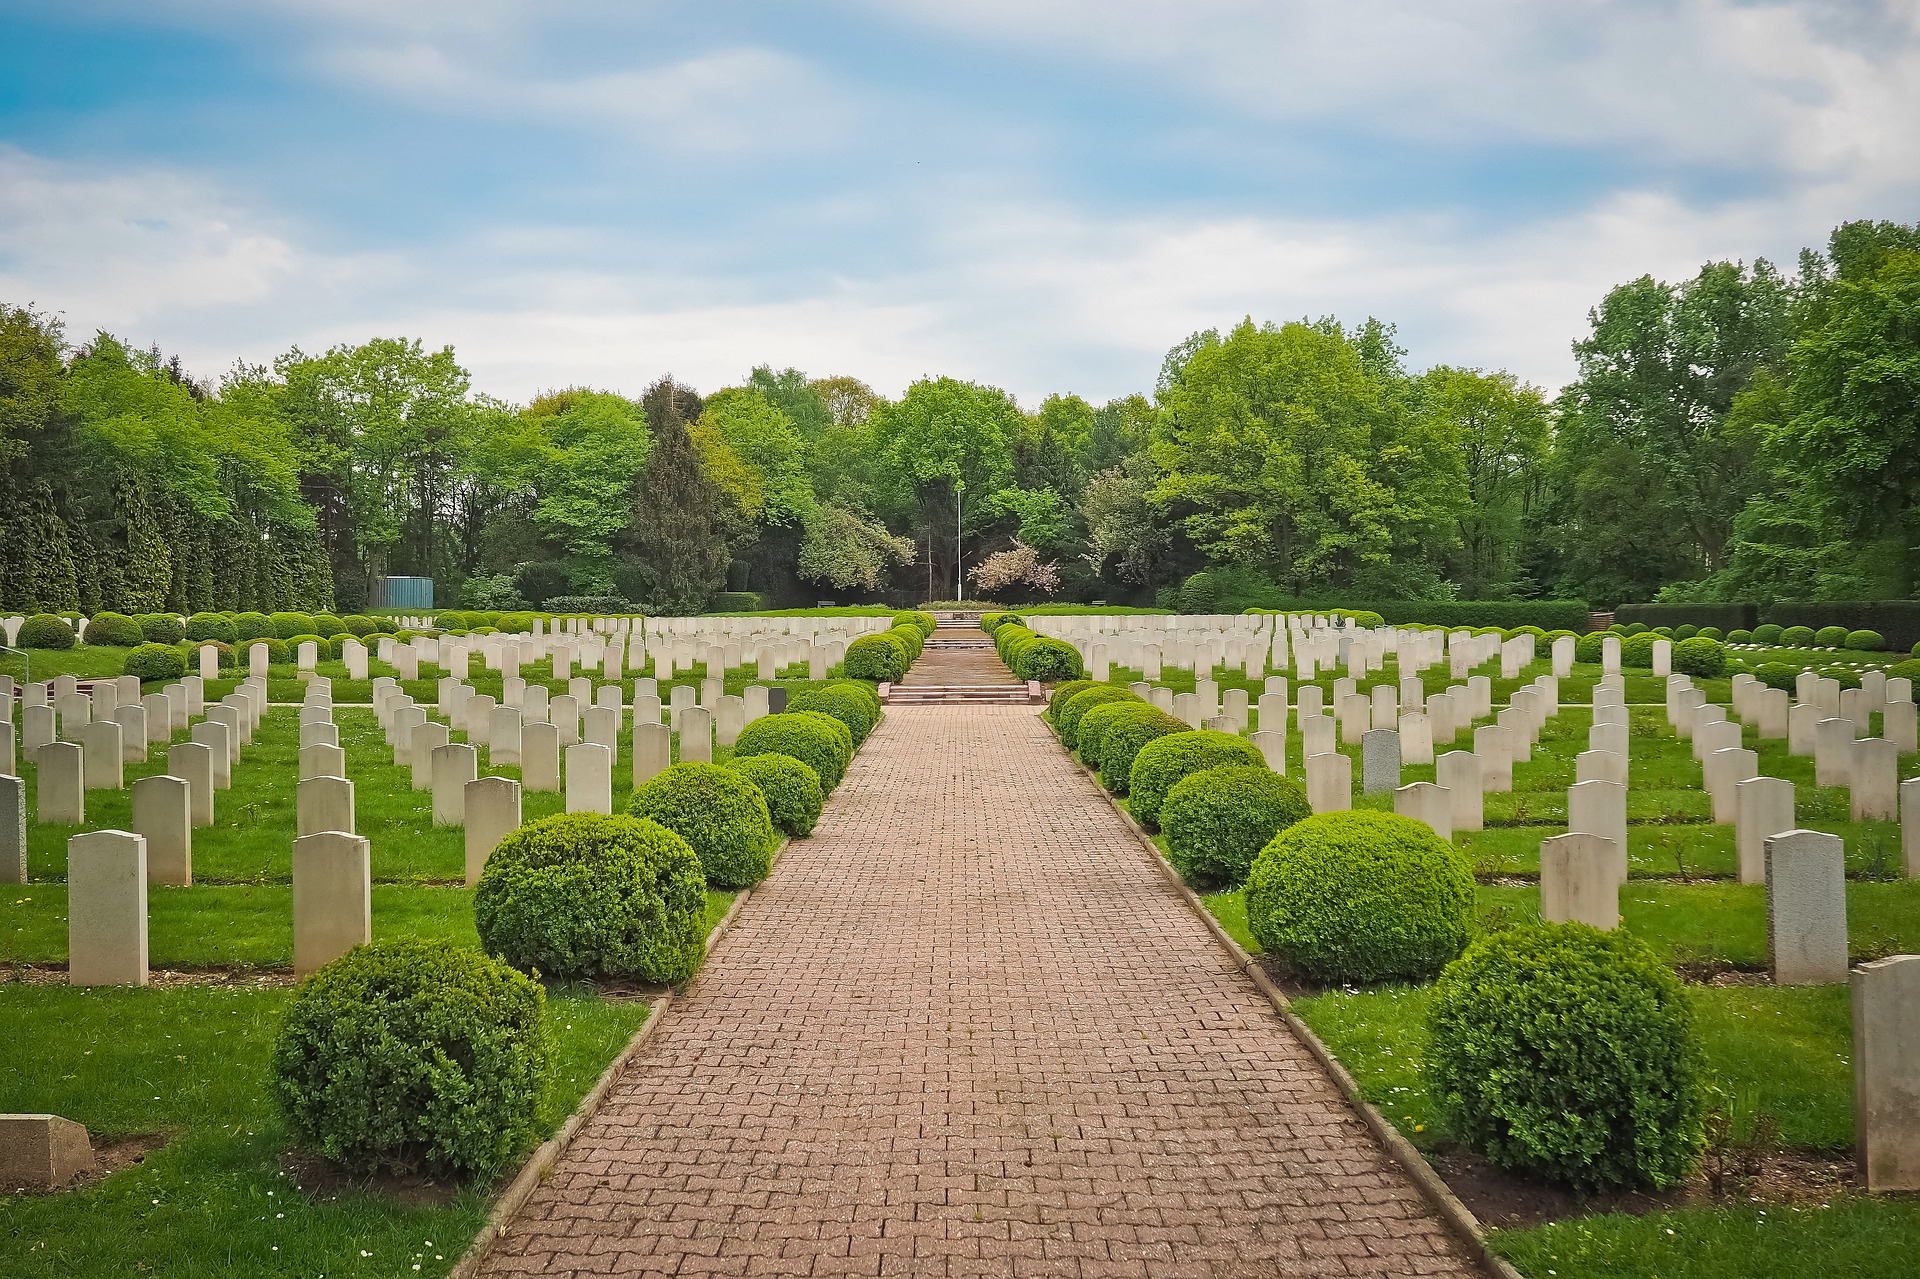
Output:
top-left (1050, 713), bottom-right (1920, 1279)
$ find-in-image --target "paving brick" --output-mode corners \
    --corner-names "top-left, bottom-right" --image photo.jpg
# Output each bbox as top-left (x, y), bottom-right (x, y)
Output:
top-left (481, 701), bottom-right (1478, 1278)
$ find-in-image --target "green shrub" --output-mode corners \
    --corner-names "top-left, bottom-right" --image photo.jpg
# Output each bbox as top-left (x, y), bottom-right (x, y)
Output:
top-left (1754, 662), bottom-right (1800, 692)
top-left (310, 614), bottom-right (346, 637)
top-left (1057, 686), bottom-right (1138, 751)
top-left (1619, 632), bottom-right (1656, 669)
top-left (1727, 628), bottom-right (1752, 643)
top-left (1428, 923), bottom-right (1706, 1193)
top-left (232, 611), bottom-right (273, 642)
top-left (788, 685), bottom-right (877, 746)
top-left (83, 611), bottom-right (144, 646)
top-left (1779, 625), bottom-right (1816, 647)
top-left (1672, 636), bottom-right (1726, 678)
top-left (626, 763), bottom-right (776, 889)
top-left (1075, 698), bottom-right (1143, 769)
top-left (1674, 624), bottom-right (1698, 640)
top-left (892, 610), bottom-right (936, 637)
top-left (474, 812), bottom-right (707, 982)
top-left (134, 612), bottom-right (185, 645)
top-left (1245, 810), bottom-right (1473, 983)
top-left (1696, 626), bottom-right (1723, 641)
top-left (1178, 571), bottom-right (1219, 613)
top-left (1163, 765), bottom-right (1310, 889)
top-left (1845, 629), bottom-right (1886, 651)
top-left (1096, 707), bottom-right (1188, 794)
top-left (724, 752), bottom-right (824, 838)
top-left (1813, 625), bottom-right (1848, 647)
top-left (1622, 622), bottom-right (1647, 636)
top-left (270, 938), bottom-right (552, 1179)
top-left (1751, 623), bottom-right (1783, 644)
top-left (1010, 636), bottom-right (1084, 682)
top-left (124, 643), bottom-right (187, 682)
top-left (1046, 680), bottom-right (1097, 724)
top-left (733, 712), bottom-right (852, 791)
top-left (1128, 729), bottom-right (1263, 828)
top-left (844, 633), bottom-right (909, 681)
top-left (342, 614), bottom-right (383, 637)
top-left (266, 606), bottom-right (311, 637)
top-left (184, 611), bottom-right (237, 644)
top-left (1573, 632), bottom-right (1604, 664)
top-left (16, 613), bottom-right (74, 649)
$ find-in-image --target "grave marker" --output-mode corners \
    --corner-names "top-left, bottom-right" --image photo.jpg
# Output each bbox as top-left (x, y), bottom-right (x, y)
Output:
top-left (1765, 829), bottom-right (1848, 985)
top-left (293, 831), bottom-right (371, 976)
top-left (67, 830), bottom-right (147, 986)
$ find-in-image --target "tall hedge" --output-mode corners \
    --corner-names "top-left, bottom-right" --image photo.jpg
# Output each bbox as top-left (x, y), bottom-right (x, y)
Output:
top-left (1614, 603), bottom-right (1757, 633)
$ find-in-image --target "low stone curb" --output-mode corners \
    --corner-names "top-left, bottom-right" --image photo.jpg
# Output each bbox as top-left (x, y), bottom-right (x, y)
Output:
top-left (446, 838), bottom-right (777, 1279)
top-left (1050, 716), bottom-right (1525, 1279)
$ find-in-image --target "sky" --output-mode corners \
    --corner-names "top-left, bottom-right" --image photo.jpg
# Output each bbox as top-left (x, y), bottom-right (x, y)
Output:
top-left (2, 0), bottom-right (1917, 406)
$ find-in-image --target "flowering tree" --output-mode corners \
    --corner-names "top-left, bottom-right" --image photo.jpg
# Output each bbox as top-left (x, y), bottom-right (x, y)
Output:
top-left (969, 542), bottom-right (1061, 599)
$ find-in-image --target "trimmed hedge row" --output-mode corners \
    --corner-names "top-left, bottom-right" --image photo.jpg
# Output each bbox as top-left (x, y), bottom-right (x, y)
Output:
top-left (1242, 598), bottom-right (1590, 632)
top-left (990, 620), bottom-right (1086, 682)
top-left (1616, 601), bottom-right (1920, 652)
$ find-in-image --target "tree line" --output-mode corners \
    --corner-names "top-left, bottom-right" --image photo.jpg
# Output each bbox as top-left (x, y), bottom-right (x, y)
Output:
top-left (1, 217), bottom-right (1914, 617)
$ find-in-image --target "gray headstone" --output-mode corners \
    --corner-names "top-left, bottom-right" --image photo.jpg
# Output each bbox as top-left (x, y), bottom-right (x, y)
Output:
top-left (1854, 954), bottom-right (1920, 1191)
top-left (1360, 728), bottom-right (1400, 795)
top-left (1765, 829), bottom-right (1849, 985)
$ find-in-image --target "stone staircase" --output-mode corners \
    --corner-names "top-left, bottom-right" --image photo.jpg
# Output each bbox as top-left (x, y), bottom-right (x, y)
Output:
top-left (879, 680), bottom-right (1044, 705)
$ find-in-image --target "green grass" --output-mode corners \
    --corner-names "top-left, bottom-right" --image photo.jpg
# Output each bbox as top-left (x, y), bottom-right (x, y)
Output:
top-left (1202, 880), bottom-right (1920, 970)
top-left (0, 984), bottom-right (651, 1279)
top-left (1490, 1198), bottom-right (1920, 1279)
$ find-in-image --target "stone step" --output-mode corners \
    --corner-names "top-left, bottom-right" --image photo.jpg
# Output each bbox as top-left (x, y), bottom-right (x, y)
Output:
top-left (880, 681), bottom-right (1042, 704)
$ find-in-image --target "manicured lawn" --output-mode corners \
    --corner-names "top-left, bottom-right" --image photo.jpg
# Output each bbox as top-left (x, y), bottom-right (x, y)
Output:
top-left (1202, 880), bottom-right (1920, 970)
top-left (2, 882), bottom-right (739, 970)
top-left (1490, 1198), bottom-right (1920, 1279)
top-left (0, 984), bottom-right (652, 1279)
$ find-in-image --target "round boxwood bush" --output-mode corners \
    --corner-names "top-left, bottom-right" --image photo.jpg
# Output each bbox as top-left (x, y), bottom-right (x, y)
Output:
top-left (733, 711), bottom-right (852, 791)
top-left (81, 611), bottom-right (143, 647)
top-left (226, 611), bottom-right (269, 641)
top-left (1752, 623), bottom-right (1783, 645)
top-left (1163, 764), bottom-right (1310, 889)
top-left (627, 763), bottom-right (776, 889)
top-left (1245, 810), bottom-right (1474, 984)
top-left (1046, 680), bottom-right (1097, 724)
top-left (725, 752), bottom-right (824, 838)
top-left (1096, 707), bottom-right (1189, 794)
top-left (474, 812), bottom-right (707, 982)
top-left (1753, 661), bottom-right (1800, 692)
top-left (1075, 697), bottom-right (1148, 770)
top-left (844, 633), bottom-right (909, 681)
top-left (1011, 636), bottom-right (1084, 682)
top-left (343, 614), bottom-right (383, 637)
top-left (17, 613), bottom-right (75, 649)
top-left (1727, 628), bottom-right (1752, 644)
top-left (184, 611), bottom-right (237, 644)
top-left (311, 614), bottom-right (347, 638)
top-left (269, 611), bottom-right (314, 639)
top-left (1779, 625), bottom-right (1816, 647)
top-left (1673, 624), bottom-right (1698, 640)
top-left (1128, 729), bottom-right (1264, 829)
top-left (1698, 626), bottom-right (1724, 641)
top-left (1573, 632), bottom-right (1604, 664)
top-left (1672, 636), bottom-right (1726, 678)
top-left (270, 938), bottom-right (552, 1179)
top-left (1813, 625), bottom-right (1848, 648)
top-left (1622, 622), bottom-right (1647, 636)
top-left (788, 685), bottom-right (877, 746)
top-left (124, 643), bottom-right (187, 682)
top-left (1619, 632), bottom-right (1656, 669)
top-left (135, 612), bottom-right (185, 645)
top-left (1057, 686), bottom-right (1138, 751)
top-left (1845, 629), bottom-right (1886, 651)
top-left (1427, 922), bottom-right (1706, 1193)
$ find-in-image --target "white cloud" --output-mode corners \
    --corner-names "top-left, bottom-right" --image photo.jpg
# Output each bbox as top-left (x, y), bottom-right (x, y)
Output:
top-left (1, 146), bottom-right (1869, 407)
top-left (860, 0), bottom-right (1920, 183)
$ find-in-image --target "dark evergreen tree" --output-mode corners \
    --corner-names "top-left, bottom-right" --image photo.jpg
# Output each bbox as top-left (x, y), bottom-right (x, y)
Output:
top-left (621, 377), bottom-right (729, 613)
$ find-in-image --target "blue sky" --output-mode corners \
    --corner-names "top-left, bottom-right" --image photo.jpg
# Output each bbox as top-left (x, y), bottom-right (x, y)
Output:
top-left (3, 1), bottom-right (1917, 404)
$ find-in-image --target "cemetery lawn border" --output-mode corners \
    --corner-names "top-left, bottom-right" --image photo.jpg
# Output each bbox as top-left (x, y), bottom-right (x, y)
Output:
top-left (1048, 737), bottom-right (1527, 1279)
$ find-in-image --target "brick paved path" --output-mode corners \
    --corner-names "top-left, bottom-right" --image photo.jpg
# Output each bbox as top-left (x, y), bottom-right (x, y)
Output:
top-left (481, 704), bottom-right (1480, 1278)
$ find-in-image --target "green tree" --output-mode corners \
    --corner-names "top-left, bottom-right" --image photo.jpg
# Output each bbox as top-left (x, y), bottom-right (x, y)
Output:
top-left (872, 376), bottom-right (1020, 591)
top-left (620, 377), bottom-right (728, 613)
top-left (1417, 367), bottom-right (1549, 597)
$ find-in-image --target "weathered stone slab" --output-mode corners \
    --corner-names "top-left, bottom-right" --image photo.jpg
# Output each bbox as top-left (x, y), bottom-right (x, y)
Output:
top-left (292, 831), bottom-right (371, 976)
top-left (1434, 751), bottom-right (1483, 832)
top-left (465, 776), bottom-right (521, 887)
top-left (1765, 829), bottom-right (1848, 986)
top-left (1540, 832), bottom-right (1618, 929)
top-left (131, 774), bottom-right (191, 886)
top-left (1394, 781), bottom-right (1452, 843)
top-left (0, 1115), bottom-right (95, 1189)
top-left (67, 830), bottom-right (147, 986)
top-left (1735, 775), bottom-right (1794, 886)
top-left (1304, 752), bottom-right (1350, 814)
top-left (566, 742), bottom-right (614, 815)
top-left (167, 741), bottom-right (214, 827)
top-left (1854, 954), bottom-right (1920, 1192)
